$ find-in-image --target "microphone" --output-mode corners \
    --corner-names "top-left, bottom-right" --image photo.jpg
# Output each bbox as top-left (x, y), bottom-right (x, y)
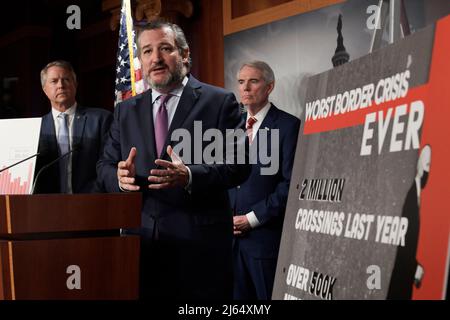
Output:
top-left (0, 152), bottom-right (40, 173)
top-left (31, 144), bottom-right (80, 194)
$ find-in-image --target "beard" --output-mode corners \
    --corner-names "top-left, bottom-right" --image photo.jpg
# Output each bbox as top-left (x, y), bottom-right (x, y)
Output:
top-left (146, 59), bottom-right (186, 91)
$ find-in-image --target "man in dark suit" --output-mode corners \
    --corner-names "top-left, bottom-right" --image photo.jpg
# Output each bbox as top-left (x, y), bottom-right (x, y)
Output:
top-left (33, 60), bottom-right (113, 194)
top-left (387, 144), bottom-right (431, 299)
top-left (229, 61), bottom-right (300, 300)
top-left (97, 20), bottom-right (250, 300)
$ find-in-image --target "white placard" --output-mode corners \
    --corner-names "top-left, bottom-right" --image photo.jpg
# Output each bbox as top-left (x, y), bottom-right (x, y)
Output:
top-left (0, 118), bottom-right (42, 194)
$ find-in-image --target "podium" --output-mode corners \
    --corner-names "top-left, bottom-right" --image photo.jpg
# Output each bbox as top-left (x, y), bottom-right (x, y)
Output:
top-left (0, 193), bottom-right (141, 300)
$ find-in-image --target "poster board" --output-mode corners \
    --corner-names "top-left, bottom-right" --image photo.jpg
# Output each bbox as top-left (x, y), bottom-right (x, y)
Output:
top-left (273, 15), bottom-right (450, 300)
top-left (0, 118), bottom-right (41, 194)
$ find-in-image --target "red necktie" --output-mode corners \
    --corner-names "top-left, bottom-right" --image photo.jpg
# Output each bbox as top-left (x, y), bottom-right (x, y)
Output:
top-left (246, 116), bottom-right (257, 144)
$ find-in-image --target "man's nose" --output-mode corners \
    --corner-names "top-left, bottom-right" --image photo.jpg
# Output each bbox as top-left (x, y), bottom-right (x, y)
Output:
top-left (151, 49), bottom-right (162, 63)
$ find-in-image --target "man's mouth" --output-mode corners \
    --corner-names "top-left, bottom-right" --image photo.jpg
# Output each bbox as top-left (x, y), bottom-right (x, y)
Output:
top-left (151, 65), bottom-right (167, 73)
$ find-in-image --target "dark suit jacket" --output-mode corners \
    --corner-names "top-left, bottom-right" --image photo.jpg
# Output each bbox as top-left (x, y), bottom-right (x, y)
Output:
top-left (33, 105), bottom-right (113, 194)
top-left (387, 182), bottom-right (420, 299)
top-left (229, 104), bottom-right (300, 259)
top-left (97, 75), bottom-right (250, 299)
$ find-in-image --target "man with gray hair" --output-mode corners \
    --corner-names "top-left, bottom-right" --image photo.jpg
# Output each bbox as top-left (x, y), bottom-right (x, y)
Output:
top-left (34, 60), bottom-right (113, 194)
top-left (229, 60), bottom-right (300, 300)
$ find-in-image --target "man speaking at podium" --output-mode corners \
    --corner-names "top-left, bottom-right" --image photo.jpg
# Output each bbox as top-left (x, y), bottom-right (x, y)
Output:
top-left (97, 20), bottom-right (250, 300)
top-left (33, 60), bottom-right (113, 194)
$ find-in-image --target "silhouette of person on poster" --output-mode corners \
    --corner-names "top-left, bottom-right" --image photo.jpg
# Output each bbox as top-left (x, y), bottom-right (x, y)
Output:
top-left (387, 145), bottom-right (431, 300)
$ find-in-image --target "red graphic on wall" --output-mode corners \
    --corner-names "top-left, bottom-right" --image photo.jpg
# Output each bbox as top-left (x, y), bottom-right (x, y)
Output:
top-left (0, 162), bottom-right (33, 194)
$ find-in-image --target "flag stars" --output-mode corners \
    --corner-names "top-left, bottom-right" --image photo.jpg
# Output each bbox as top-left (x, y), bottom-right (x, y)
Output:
top-left (115, 1), bottom-right (144, 105)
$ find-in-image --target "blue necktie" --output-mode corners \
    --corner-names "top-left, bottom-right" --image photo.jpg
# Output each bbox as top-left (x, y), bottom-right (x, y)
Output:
top-left (57, 113), bottom-right (70, 193)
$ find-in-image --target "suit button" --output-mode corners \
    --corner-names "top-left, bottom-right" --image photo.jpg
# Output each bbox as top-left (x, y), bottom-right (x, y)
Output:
top-left (237, 186), bottom-right (240, 189)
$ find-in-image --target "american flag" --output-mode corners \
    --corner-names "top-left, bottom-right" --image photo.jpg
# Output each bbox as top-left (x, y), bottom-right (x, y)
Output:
top-left (114, 0), bottom-right (147, 105)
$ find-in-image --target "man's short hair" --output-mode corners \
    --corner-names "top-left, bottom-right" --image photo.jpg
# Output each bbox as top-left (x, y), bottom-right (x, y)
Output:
top-left (40, 60), bottom-right (77, 87)
top-left (238, 61), bottom-right (275, 84)
top-left (136, 20), bottom-right (191, 69)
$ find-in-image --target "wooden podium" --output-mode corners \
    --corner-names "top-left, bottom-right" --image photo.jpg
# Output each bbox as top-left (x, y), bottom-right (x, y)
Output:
top-left (0, 193), bottom-right (141, 300)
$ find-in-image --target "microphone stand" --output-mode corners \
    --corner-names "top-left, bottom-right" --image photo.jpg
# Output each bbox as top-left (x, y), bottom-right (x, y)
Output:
top-left (31, 146), bottom-right (78, 194)
top-left (0, 153), bottom-right (40, 173)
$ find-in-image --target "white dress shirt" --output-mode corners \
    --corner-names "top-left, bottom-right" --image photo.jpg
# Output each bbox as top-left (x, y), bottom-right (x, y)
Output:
top-left (244, 102), bottom-right (272, 228)
top-left (151, 77), bottom-right (192, 189)
top-left (151, 76), bottom-right (188, 128)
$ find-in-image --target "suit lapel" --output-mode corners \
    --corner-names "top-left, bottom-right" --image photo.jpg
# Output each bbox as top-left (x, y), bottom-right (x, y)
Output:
top-left (255, 104), bottom-right (278, 165)
top-left (258, 104), bottom-right (278, 131)
top-left (71, 107), bottom-right (87, 188)
top-left (40, 112), bottom-right (58, 155)
top-left (244, 104), bottom-right (279, 136)
top-left (72, 106), bottom-right (87, 149)
top-left (37, 113), bottom-right (60, 192)
top-left (136, 90), bottom-right (158, 161)
top-left (163, 77), bottom-right (201, 158)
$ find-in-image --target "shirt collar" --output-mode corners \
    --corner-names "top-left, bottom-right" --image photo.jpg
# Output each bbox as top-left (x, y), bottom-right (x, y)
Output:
top-left (151, 76), bottom-right (188, 104)
top-left (247, 102), bottom-right (271, 123)
top-left (51, 102), bottom-right (77, 120)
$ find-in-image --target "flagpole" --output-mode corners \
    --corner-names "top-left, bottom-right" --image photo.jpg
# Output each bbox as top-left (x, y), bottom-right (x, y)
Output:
top-left (124, 0), bottom-right (136, 96)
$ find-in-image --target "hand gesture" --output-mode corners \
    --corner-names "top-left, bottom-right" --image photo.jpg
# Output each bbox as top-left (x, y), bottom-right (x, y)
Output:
top-left (148, 145), bottom-right (189, 190)
top-left (117, 147), bottom-right (140, 191)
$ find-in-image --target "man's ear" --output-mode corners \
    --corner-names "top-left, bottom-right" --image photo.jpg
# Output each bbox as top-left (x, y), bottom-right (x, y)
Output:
top-left (182, 48), bottom-right (190, 64)
top-left (267, 81), bottom-right (275, 95)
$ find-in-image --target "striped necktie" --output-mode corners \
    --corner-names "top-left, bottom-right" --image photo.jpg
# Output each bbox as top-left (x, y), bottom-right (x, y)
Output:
top-left (246, 116), bottom-right (257, 144)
